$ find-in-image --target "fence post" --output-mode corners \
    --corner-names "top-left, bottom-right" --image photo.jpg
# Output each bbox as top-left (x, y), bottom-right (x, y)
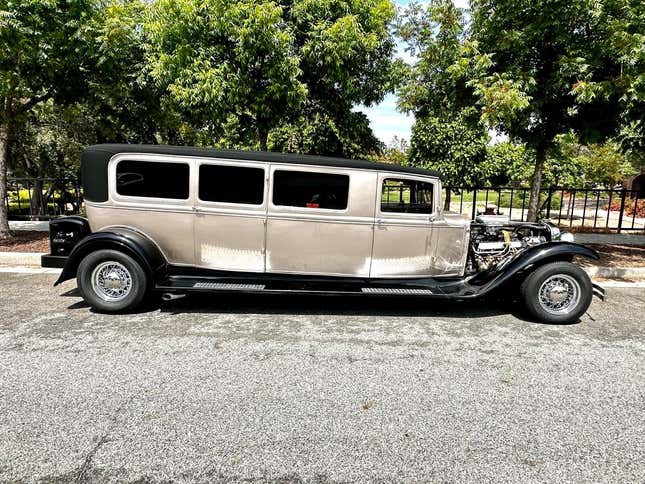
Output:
top-left (617, 189), bottom-right (627, 234)
top-left (471, 188), bottom-right (477, 220)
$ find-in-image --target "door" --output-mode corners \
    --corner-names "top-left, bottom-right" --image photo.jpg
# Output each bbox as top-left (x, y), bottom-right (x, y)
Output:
top-left (370, 174), bottom-right (439, 277)
top-left (194, 160), bottom-right (268, 272)
top-left (105, 154), bottom-right (195, 265)
top-left (265, 165), bottom-right (376, 276)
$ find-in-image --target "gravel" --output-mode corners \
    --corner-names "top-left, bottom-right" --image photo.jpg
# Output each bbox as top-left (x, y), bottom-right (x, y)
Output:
top-left (0, 273), bottom-right (644, 483)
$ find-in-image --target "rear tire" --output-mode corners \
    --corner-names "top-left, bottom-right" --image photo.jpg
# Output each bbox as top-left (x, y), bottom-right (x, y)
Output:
top-left (77, 249), bottom-right (148, 313)
top-left (519, 261), bottom-right (592, 324)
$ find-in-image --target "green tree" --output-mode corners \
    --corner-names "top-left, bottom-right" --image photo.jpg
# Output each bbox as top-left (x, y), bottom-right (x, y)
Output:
top-left (408, 112), bottom-right (489, 186)
top-left (8, 102), bottom-right (92, 215)
top-left (269, 110), bottom-right (382, 159)
top-left (145, 0), bottom-right (396, 152)
top-left (398, 0), bottom-right (490, 197)
top-left (563, 140), bottom-right (635, 188)
top-left (0, 0), bottom-right (104, 237)
top-left (462, 0), bottom-right (644, 220)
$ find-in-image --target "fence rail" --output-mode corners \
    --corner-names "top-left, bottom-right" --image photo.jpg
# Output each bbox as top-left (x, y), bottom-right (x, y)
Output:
top-left (444, 186), bottom-right (645, 233)
top-left (4, 177), bottom-right (644, 233)
top-left (4, 177), bottom-right (82, 221)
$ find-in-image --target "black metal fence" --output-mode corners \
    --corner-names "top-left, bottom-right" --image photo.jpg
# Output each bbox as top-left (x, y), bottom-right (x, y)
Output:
top-left (444, 186), bottom-right (645, 233)
top-left (4, 177), bottom-right (83, 221)
top-left (5, 177), bottom-right (645, 233)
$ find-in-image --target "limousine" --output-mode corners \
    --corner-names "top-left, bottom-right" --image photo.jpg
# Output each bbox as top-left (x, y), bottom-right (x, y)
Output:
top-left (42, 144), bottom-right (604, 323)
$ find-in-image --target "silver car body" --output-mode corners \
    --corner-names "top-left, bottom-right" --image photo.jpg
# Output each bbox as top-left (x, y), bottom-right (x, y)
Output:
top-left (85, 152), bottom-right (470, 278)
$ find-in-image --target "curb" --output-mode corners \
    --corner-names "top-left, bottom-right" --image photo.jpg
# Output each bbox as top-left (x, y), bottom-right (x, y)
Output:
top-left (584, 266), bottom-right (645, 280)
top-left (8, 221), bottom-right (49, 232)
top-left (0, 252), bottom-right (44, 267)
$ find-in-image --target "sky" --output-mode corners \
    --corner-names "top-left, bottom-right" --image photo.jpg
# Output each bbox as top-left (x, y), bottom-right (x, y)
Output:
top-left (360, 0), bottom-right (469, 146)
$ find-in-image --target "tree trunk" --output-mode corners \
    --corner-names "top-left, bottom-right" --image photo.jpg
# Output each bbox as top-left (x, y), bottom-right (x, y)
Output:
top-left (30, 178), bottom-right (44, 217)
top-left (526, 145), bottom-right (546, 222)
top-left (0, 118), bottom-right (11, 239)
top-left (258, 128), bottom-right (268, 152)
top-left (443, 187), bottom-right (451, 211)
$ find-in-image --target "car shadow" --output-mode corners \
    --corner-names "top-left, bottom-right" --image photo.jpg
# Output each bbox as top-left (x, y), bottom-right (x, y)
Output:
top-left (157, 292), bottom-right (533, 321)
top-left (62, 289), bottom-right (580, 325)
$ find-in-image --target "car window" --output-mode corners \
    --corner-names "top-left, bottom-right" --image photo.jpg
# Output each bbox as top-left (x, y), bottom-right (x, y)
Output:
top-left (381, 178), bottom-right (434, 214)
top-left (273, 170), bottom-right (349, 210)
top-left (116, 160), bottom-right (189, 199)
top-left (199, 164), bottom-right (265, 205)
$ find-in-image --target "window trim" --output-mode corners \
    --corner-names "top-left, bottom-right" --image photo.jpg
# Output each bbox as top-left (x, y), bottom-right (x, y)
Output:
top-left (196, 159), bottom-right (267, 208)
top-left (109, 154), bottom-right (194, 207)
top-left (269, 165), bottom-right (351, 214)
top-left (376, 173), bottom-right (438, 219)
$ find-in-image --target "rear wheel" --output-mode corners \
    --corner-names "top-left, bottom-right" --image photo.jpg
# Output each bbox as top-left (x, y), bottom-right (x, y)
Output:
top-left (77, 249), bottom-right (148, 313)
top-left (520, 261), bottom-right (593, 324)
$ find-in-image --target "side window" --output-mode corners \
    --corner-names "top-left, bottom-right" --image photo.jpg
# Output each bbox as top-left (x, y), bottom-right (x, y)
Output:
top-left (116, 160), bottom-right (189, 200)
top-left (381, 178), bottom-right (434, 214)
top-left (199, 164), bottom-right (265, 205)
top-left (273, 170), bottom-right (349, 210)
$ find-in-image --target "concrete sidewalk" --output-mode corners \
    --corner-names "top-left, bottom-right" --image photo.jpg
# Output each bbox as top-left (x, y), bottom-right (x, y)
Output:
top-left (572, 233), bottom-right (645, 246)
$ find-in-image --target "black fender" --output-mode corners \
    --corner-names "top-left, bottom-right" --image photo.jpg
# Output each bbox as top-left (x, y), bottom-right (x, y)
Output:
top-left (55, 227), bottom-right (167, 286)
top-left (465, 241), bottom-right (599, 296)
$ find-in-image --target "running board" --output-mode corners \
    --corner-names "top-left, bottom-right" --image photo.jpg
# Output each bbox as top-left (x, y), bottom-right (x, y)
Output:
top-left (361, 287), bottom-right (433, 295)
top-left (193, 282), bottom-right (265, 291)
top-left (155, 276), bottom-right (446, 297)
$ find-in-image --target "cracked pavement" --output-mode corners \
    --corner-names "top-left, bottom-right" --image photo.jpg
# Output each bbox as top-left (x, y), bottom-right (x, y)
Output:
top-left (1, 272), bottom-right (644, 483)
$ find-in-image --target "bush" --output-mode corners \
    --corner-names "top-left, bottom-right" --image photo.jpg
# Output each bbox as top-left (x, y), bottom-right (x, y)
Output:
top-left (606, 199), bottom-right (645, 218)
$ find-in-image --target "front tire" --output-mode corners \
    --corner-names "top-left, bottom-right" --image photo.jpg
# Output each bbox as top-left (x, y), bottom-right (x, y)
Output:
top-left (77, 249), bottom-right (148, 313)
top-left (520, 261), bottom-right (593, 324)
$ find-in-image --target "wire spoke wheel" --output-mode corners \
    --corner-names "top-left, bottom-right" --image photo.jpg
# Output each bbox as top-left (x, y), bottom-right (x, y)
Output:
top-left (91, 261), bottom-right (133, 302)
top-left (538, 274), bottom-right (581, 315)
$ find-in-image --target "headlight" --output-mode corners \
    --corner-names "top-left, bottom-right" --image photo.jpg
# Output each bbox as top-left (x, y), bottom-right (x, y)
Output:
top-left (546, 223), bottom-right (560, 240)
top-left (560, 232), bottom-right (575, 242)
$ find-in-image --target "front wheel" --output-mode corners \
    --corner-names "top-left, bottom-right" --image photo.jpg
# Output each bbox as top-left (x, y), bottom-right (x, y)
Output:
top-left (77, 249), bottom-right (149, 313)
top-left (519, 261), bottom-right (593, 324)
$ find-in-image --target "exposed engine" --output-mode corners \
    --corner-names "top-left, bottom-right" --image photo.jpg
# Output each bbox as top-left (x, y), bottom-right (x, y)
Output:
top-left (467, 215), bottom-right (564, 273)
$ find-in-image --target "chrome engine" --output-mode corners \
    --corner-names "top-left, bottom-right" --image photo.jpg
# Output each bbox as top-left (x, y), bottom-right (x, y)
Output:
top-left (467, 215), bottom-right (565, 273)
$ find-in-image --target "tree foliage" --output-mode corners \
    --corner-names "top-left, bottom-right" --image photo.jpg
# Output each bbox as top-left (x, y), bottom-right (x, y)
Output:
top-left (400, 0), bottom-right (643, 220)
top-left (145, 0), bottom-right (396, 151)
top-left (397, 0), bottom-right (490, 188)
top-left (407, 112), bottom-right (489, 188)
top-left (269, 110), bottom-right (382, 159)
top-left (463, 0), bottom-right (644, 219)
top-left (0, 0), bottom-right (107, 236)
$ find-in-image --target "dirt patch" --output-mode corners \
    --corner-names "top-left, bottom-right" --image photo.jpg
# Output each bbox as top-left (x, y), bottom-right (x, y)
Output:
top-left (577, 244), bottom-right (645, 268)
top-left (0, 231), bottom-right (49, 253)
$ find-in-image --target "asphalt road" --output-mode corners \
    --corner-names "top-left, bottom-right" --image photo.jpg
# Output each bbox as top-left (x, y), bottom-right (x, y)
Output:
top-left (1, 273), bottom-right (644, 483)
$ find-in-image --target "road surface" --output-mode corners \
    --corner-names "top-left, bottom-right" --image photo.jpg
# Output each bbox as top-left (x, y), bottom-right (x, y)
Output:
top-left (1, 272), bottom-right (644, 483)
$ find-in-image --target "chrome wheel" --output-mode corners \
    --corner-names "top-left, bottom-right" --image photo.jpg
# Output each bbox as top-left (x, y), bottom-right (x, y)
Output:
top-left (91, 261), bottom-right (133, 302)
top-left (538, 274), bottom-right (581, 315)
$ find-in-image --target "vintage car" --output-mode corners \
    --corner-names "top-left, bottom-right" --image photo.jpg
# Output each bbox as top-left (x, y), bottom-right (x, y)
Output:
top-left (42, 144), bottom-right (605, 323)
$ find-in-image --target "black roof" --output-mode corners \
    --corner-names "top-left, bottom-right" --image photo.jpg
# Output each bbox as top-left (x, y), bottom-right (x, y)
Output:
top-left (81, 144), bottom-right (439, 203)
top-left (87, 144), bottom-right (438, 175)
